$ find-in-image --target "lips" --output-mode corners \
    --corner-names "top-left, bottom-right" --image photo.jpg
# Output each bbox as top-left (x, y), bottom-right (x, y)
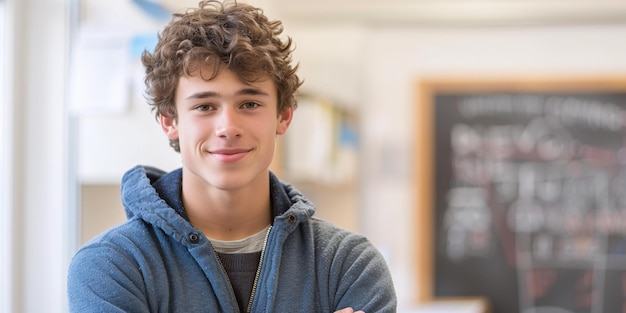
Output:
top-left (209, 148), bottom-right (252, 163)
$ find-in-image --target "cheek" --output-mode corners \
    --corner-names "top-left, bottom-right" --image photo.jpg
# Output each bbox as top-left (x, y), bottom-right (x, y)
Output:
top-left (263, 118), bottom-right (283, 138)
top-left (178, 117), bottom-right (212, 145)
top-left (250, 119), bottom-right (279, 149)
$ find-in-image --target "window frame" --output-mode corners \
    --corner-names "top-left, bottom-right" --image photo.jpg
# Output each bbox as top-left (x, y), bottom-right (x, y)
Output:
top-left (0, 0), bottom-right (13, 312)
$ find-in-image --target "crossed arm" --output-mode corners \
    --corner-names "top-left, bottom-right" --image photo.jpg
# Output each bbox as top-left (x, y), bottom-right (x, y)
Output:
top-left (335, 308), bottom-right (365, 313)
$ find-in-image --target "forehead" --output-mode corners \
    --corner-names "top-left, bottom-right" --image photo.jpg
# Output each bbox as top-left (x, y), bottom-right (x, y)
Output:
top-left (176, 65), bottom-right (278, 101)
top-left (184, 62), bottom-right (274, 86)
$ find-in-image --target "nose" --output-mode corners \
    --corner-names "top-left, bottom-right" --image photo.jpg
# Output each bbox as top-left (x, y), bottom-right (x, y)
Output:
top-left (214, 107), bottom-right (243, 139)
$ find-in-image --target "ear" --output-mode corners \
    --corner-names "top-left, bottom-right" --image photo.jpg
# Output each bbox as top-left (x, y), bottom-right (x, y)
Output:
top-left (276, 107), bottom-right (293, 135)
top-left (159, 114), bottom-right (179, 141)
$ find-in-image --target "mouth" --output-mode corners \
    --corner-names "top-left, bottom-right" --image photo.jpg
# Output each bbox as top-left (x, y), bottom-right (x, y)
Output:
top-left (209, 148), bottom-right (252, 163)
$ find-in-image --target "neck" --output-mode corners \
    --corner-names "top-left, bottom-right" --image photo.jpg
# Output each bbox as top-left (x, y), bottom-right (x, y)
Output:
top-left (181, 170), bottom-right (272, 241)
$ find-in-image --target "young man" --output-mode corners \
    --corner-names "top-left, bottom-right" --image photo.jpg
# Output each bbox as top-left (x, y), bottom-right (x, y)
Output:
top-left (67, 1), bottom-right (397, 312)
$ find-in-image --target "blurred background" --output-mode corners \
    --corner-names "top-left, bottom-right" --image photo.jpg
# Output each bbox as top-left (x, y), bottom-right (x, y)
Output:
top-left (3, 0), bottom-right (626, 312)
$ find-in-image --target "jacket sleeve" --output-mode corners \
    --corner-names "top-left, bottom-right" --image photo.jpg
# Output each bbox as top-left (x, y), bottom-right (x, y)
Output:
top-left (67, 242), bottom-right (150, 313)
top-left (330, 233), bottom-right (397, 313)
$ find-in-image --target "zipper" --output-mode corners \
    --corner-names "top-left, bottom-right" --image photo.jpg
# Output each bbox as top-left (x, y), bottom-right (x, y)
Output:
top-left (246, 225), bottom-right (272, 313)
top-left (214, 225), bottom-right (273, 313)
top-left (215, 250), bottom-right (239, 312)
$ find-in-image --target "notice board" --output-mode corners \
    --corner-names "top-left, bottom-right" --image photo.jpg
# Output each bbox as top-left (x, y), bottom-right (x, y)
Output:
top-left (415, 77), bottom-right (626, 313)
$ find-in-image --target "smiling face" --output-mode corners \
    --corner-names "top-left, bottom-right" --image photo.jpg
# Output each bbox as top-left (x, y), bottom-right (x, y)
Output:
top-left (160, 66), bottom-right (292, 192)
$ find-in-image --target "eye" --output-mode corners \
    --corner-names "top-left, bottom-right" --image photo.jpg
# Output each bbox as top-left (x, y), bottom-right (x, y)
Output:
top-left (194, 104), bottom-right (215, 111)
top-left (241, 101), bottom-right (260, 109)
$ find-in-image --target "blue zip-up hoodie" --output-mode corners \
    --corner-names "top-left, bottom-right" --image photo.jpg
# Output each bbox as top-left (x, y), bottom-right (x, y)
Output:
top-left (67, 166), bottom-right (397, 312)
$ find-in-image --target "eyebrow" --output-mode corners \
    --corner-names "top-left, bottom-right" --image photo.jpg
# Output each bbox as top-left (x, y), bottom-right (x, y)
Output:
top-left (185, 88), bottom-right (270, 100)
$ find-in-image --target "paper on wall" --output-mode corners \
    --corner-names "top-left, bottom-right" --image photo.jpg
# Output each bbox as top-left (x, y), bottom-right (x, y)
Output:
top-left (69, 27), bottom-right (130, 115)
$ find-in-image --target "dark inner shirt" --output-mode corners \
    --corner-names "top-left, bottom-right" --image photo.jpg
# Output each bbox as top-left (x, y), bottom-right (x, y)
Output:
top-left (216, 251), bottom-right (262, 313)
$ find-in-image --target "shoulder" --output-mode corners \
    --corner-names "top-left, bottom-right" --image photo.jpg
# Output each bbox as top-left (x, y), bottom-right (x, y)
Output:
top-left (69, 218), bottom-right (157, 271)
top-left (307, 218), bottom-right (383, 266)
top-left (67, 218), bottom-right (161, 312)
top-left (67, 217), bottom-right (171, 300)
top-left (309, 218), bottom-right (368, 246)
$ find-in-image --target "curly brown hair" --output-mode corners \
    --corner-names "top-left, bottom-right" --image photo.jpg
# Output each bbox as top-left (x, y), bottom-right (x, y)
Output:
top-left (141, 0), bottom-right (302, 152)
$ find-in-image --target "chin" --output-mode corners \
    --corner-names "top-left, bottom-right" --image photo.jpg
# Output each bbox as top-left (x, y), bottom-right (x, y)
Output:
top-left (207, 173), bottom-right (255, 191)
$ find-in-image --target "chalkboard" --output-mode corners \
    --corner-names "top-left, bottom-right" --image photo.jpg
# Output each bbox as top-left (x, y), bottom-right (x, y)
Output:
top-left (415, 78), bottom-right (626, 313)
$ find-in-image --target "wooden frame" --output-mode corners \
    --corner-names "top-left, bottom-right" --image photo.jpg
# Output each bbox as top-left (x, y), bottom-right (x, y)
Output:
top-left (415, 76), bottom-right (626, 310)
